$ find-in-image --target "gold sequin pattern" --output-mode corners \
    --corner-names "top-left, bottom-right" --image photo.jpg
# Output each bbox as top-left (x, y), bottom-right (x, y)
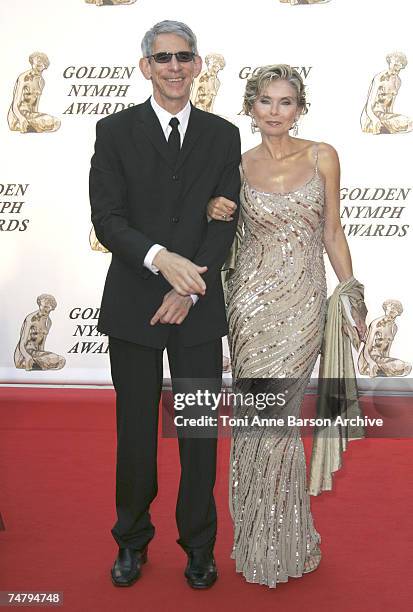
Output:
top-left (228, 163), bottom-right (326, 587)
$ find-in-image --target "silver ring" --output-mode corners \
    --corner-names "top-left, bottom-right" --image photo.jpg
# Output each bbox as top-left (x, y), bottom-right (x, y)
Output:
top-left (222, 214), bottom-right (227, 220)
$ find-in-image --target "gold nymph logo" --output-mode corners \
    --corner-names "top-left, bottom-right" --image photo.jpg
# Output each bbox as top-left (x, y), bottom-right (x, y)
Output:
top-left (90, 226), bottom-right (109, 253)
top-left (358, 300), bottom-right (411, 377)
top-left (279, 0), bottom-right (331, 4)
top-left (15, 294), bottom-right (66, 371)
top-left (191, 53), bottom-right (226, 113)
top-left (8, 52), bottom-right (60, 133)
top-left (85, 0), bottom-right (136, 5)
top-left (361, 52), bottom-right (413, 134)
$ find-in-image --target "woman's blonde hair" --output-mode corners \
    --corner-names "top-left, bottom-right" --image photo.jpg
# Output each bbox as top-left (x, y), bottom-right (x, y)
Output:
top-left (243, 64), bottom-right (308, 116)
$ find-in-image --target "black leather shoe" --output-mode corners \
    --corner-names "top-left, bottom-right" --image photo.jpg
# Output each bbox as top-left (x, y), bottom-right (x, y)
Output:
top-left (184, 549), bottom-right (217, 589)
top-left (111, 546), bottom-right (148, 587)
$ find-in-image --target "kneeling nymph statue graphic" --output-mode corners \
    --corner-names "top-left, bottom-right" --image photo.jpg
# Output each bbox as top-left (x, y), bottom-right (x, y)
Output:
top-left (191, 53), bottom-right (225, 113)
top-left (358, 299), bottom-right (411, 377)
top-left (361, 52), bottom-right (413, 134)
top-left (279, 0), bottom-right (331, 5)
top-left (85, 0), bottom-right (136, 5)
top-left (8, 52), bottom-right (60, 133)
top-left (14, 294), bottom-right (66, 371)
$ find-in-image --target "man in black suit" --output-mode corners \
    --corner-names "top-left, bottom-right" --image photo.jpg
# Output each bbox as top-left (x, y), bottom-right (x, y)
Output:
top-left (89, 20), bottom-right (240, 589)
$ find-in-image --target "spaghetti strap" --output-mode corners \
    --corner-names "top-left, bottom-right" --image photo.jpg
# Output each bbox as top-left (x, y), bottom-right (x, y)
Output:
top-left (313, 143), bottom-right (320, 175)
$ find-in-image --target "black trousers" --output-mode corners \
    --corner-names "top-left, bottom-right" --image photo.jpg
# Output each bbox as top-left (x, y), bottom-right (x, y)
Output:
top-left (108, 329), bottom-right (222, 553)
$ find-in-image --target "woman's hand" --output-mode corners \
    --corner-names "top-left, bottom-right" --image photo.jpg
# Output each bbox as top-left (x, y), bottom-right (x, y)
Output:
top-left (207, 196), bottom-right (237, 221)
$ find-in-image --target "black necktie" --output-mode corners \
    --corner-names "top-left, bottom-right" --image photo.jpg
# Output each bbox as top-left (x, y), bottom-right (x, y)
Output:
top-left (168, 117), bottom-right (180, 163)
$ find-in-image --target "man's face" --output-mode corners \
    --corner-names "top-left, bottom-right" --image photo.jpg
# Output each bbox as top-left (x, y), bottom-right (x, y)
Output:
top-left (139, 33), bottom-right (202, 110)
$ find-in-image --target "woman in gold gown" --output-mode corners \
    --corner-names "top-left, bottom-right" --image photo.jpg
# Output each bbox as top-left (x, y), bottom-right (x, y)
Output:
top-left (208, 65), bottom-right (366, 588)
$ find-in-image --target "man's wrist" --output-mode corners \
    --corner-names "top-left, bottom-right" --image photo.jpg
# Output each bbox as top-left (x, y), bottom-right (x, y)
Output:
top-left (144, 244), bottom-right (167, 274)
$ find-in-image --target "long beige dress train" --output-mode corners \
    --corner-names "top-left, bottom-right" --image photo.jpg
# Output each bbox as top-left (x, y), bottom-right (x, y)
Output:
top-left (227, 144), bottom-right (327, 587)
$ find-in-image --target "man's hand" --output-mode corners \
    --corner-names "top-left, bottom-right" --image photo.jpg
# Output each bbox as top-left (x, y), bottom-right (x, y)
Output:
top-left (150, 290), bottom-right (193, 326)
top-left (153, 249), bottom-right (207, 296)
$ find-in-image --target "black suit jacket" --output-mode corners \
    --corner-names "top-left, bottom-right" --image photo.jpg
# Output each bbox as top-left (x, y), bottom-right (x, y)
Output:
top-left (89, 98), bottom-right (241, 348)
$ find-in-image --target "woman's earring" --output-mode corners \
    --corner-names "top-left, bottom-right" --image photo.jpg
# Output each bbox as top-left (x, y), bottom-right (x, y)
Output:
top-left (291, 117), bottom-right (299, 137)
top-left (250, 115), bottom-right (259, 134)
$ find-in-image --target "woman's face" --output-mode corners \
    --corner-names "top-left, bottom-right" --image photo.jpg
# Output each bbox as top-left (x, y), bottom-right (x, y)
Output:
top-left (251, 79), bottom-right (300, 137)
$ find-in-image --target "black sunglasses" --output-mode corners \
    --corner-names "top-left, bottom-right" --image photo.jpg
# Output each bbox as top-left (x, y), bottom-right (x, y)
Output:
top-left (146, 51), bottom-right (195, 64)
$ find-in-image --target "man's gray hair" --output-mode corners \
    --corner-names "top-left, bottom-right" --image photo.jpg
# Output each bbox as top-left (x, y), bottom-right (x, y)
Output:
top-left (141, 20), bottom-right (198, 57)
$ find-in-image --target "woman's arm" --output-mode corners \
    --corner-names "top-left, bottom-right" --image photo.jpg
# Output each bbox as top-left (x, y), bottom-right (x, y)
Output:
top-left (320, 143), bottom-right (367, 339)
top-left (320, 143), bottom-right (353, 282)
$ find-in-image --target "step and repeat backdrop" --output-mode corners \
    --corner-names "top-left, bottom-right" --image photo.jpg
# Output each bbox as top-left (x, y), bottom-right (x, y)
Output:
top-left (0, 0), bottom-right (412, 389)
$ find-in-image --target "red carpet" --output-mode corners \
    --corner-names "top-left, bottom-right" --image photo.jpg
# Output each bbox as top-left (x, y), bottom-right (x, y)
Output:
top-left (1, 388), bottom-right (412, 612)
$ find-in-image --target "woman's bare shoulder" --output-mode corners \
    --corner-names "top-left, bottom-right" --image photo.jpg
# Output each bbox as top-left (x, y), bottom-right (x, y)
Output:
top-left (317, 141), bottom-right (339, 160)
top-left (242, 146), bottom-right (261, 164)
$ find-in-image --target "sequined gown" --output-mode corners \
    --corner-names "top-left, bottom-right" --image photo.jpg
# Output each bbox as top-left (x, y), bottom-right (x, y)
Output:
top-left (227, 145), bottom-right (327, 587)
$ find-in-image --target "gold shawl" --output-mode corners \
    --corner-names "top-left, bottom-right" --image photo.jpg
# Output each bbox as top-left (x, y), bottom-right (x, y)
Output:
top-left (308, 277), bottom-right (367, 495)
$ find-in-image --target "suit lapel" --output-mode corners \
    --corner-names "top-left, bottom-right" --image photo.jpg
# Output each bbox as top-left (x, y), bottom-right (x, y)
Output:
top-left (133, 99), bottom-right (204, 172)
top-left (175, 104), bottom-right (203, 171)
top-left (134, 98), bottom-right (175, 169)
